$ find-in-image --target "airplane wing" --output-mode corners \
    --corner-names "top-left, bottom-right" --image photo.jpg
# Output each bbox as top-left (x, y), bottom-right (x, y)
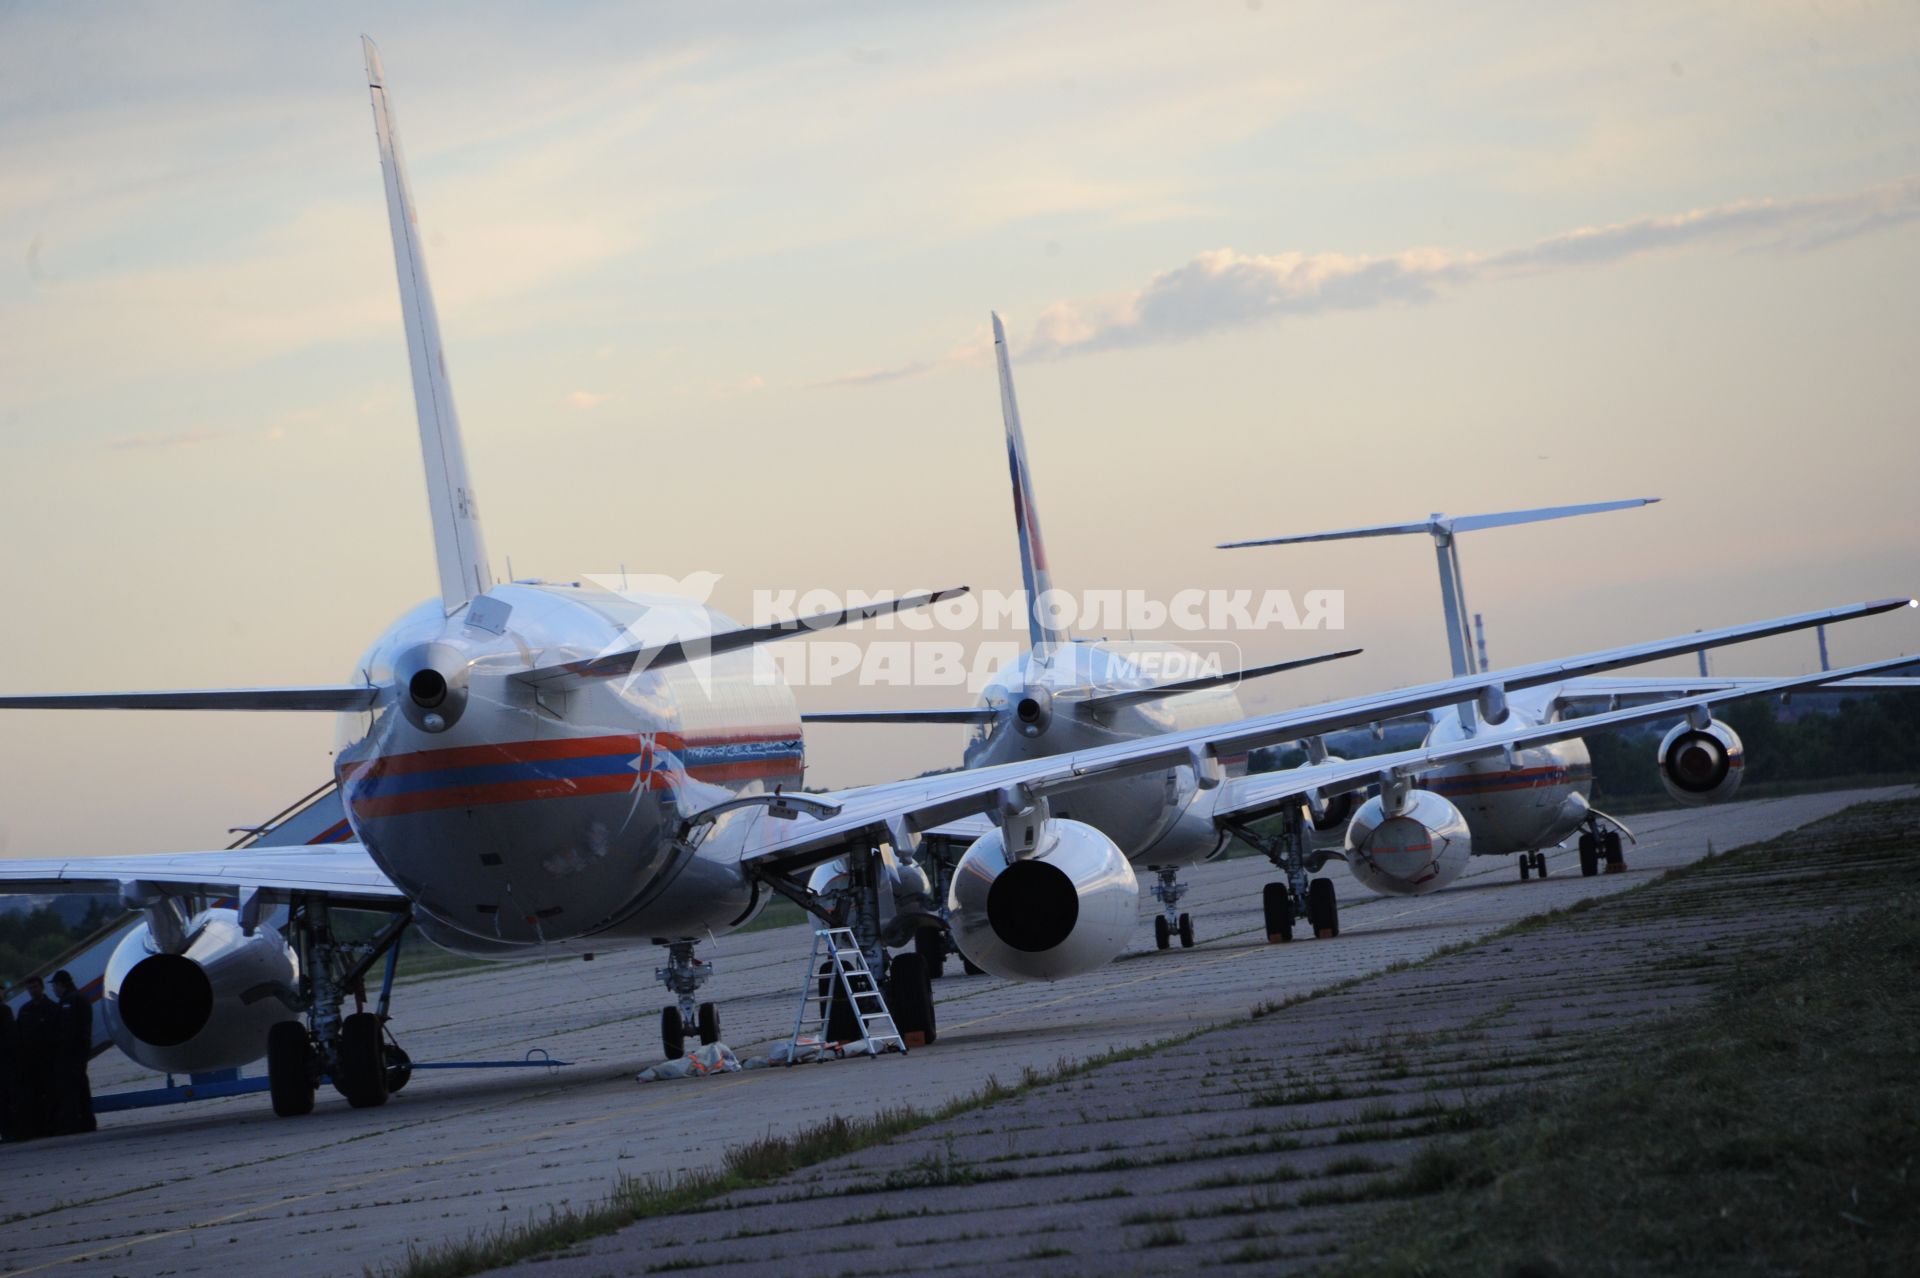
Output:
top-left (737, 599), bottom-right (1914, 874)
top-left (0, 686), bottom-right (378, 712)
top-left (1552, 671), bottom-right (1920, 712)
top-left (516, 587), bottom-right (969, 687)
top-left (802, 706), bottom-right (1000, 725)
top-left (1210, 653), bottom-right (1920, 824)
top-left (0, 843), bottom-right (402, 911)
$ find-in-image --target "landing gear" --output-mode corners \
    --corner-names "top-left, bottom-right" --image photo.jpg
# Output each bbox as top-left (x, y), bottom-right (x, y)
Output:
top-left (1578, 827), bottom-right (1627, 877)
top-left (277, 900), bottom-right (412, 1118)
top-left (1306, 877), bottom-right (1340, 939)
top-left (1263, 883), bottom-right (1295, 942)
top-left (654, 940), bottom-right (715, 1059)
top-left (1519, 850), bottom-right (1548, 881)
top-left (1229, 805), bottom-right (1343, 944)
top-left (1149, 866), bottom-right (1191, 952)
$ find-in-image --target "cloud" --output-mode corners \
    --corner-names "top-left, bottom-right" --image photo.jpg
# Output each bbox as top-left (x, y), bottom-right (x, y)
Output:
top-left (104, 429), bottom-right (225, 451)
top-left (826, 176), bottom-right (1920, 380)
top-left (564, 390), bottom-right (611, 410)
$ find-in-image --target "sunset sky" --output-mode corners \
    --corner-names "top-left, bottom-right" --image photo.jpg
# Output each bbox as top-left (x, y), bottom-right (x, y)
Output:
top-left (2, 1), bottom-right (1917, 857)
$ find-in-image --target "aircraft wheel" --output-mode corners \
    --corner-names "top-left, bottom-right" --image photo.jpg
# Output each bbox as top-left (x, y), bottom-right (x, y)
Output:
top-left (661, 1006), bottom-right (686, 1060)
top-left (915, 925), bottom-right (947, 980)
top-left (1262, 883), bottom-right (1294, 943)
top-left (887, 953), bottom-right (936, 1046)
top-left (697, 1002), bottom-right (721, 1046)
top-left (1306, 877), bottom-right (1340, 939)
top-left (1154, 915), bottom-right (1171, 951)
top-left (1534, 851), bottom-right (1549, 878)
top-left (1519, 857), bottom-right (1531, 882)
top-left (337, 1012), bottom-right (390, 1109)
top-left (1602, 830), bottom-right (1626, 873)
top-left (1178, 913), bottom-right (1195, 948)
top-left (961, 954), bottom-right (984, 976)
top-left (1578, 833), bottom-right (1600, 877)
top-left (267, 1021), bottom-right (316, 1118)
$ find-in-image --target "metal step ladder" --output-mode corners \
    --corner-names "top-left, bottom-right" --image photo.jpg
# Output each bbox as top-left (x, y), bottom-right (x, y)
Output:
top-left (786, 927), bottom-right (906, 1060)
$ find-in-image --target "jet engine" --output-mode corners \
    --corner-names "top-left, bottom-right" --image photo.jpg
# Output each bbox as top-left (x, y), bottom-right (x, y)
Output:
top-left (947, 818), bottom-right (1138, 981)
top-left (103, 908), bottom-right (300, 1075)
top-left (1656, 719), bottom-right (1745, 806)
top-left (1343, 788), bottom-right (1473, 896)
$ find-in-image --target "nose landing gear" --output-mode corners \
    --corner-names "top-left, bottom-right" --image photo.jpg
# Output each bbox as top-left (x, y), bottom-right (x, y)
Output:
top-left (655, 940), bottom-right (720, 1060)
top-left (1517, 849), bottom-right (1549, 880)
top-left (1149, 867), bottom-right (1195, 950)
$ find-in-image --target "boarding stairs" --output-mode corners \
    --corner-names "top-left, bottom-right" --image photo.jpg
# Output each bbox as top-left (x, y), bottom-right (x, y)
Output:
top-left (787, 927), bottom-right (906, 1060)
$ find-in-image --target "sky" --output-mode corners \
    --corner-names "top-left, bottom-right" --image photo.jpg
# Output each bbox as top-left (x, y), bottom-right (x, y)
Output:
top-left (1, 0), bottom-right (1918, 857)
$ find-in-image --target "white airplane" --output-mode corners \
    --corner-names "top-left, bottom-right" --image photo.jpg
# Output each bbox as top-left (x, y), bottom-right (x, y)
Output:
top-left (802, 313), bottom-right (1365, 958)
top-left (0, 43), bottom-right (1913, 1119)
top-left (1219, 503), bottom-right (1920, 885)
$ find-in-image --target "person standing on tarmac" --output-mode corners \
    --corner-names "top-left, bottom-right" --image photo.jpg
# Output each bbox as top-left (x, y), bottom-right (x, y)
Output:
top-left (14, 976), bottom-right (59, 1139)
top-left (49, 971), bottom-right (96, 1135)
top-left (0, 992), bottom-right (20, 1142)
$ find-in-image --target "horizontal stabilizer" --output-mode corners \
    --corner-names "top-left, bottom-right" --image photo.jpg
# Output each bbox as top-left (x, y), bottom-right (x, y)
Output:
top-left (1219, 498), bottom-right (1658, 549)
top-left (0, 686), bottom-right (379, 712)
top-left (801, 706), bottom-right (1000, 725)
top-left (517, 587), bottom-right (970, 686)
top-left (1073, 647), bottom-right (1362, 716)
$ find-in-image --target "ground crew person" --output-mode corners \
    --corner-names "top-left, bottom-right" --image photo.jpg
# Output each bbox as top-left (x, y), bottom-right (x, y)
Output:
top-left (14, 976), bottom-right (59, 1139)
top-left (50, 971), bottom-right (97, 1135)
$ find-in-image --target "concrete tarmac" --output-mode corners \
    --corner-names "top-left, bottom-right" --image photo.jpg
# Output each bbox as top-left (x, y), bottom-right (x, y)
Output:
top-left (0, 787), bottom-right (1905, 1277)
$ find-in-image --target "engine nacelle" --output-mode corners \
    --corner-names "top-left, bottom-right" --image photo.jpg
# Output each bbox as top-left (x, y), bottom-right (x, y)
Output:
top-left (948, 818), bottom-right (1137, 981)
top-left (1657, 719), bottom-right (1744, 806)
top-left (103, 908), bottom-right (300, 1075)
top-left (1343, 789), bottom-right (1473, 896)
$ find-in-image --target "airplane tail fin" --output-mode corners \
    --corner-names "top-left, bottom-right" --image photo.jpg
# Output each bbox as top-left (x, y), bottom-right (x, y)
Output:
top-left (992, 313), bottom-right (1065, 650)
top-left (364, 37), bottom-right (493, 613)
top-left (1220, 499), bottom-right (1659, 680)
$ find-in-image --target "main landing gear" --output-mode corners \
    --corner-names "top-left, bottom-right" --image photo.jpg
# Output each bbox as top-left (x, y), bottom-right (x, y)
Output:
top-left (1228, 805), bottom-right (1341, 943)
top-left (1576, 814), bottom-right (1632, 878)
top-left (1517, 850), bottom-right (1550, 881)
top-left (267, 901), bottom-right (415, 1118)
top-left (656, 940), bottom-right (721, 1060)
top-left (1150, 867), bottom-right (1195, 950)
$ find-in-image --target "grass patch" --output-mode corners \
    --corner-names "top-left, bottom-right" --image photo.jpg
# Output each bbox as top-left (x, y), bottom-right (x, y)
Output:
top-left (1335, 876), bottom-right (1920, 1276)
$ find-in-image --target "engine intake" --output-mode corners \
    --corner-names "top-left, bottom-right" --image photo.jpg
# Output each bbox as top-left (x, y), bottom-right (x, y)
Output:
top-left (1343, 788), bottom-right (1473, 896)
top-left (948, 818), bottom-right (1136, 980)
top-left (1657, 719), bottom-right (1744, 806)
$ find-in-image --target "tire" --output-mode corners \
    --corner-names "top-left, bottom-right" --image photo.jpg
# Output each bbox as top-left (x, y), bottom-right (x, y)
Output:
top-left (887, 953), bottom-right (936, 1046)
top-left (1262, 883), bottom-right (1294, 943)
top-left (915, 926), bottom-right (947, 980)
top-left (1578, 833), bottom-right (1600, 877)
top-left (1178, 913), bottom-right (1195, 949)
top-left (1306, 877), bottom-right (1339, 939)
top-left (1154, 915), bottom-right (1171, 951)
top-left (267, 1021), bottom-right (315, 1118)
top-left (1519, 858), bottom-right (1530, 881)
top-left (961, 954), bottom-right (984, 976)
top-left (1535, 851), bottom-right (1549, 879)
top-left (697, 1002), bottom-right (720, 1046)
top-left (661, 1006), bottom-right (686, 1060)
top-left (1603, 830), bottom-right (1625, 872)
top-left (336, 1012), bottom-right (390, 1109)
top-left (384, 1043), bottom-right (414, 1094)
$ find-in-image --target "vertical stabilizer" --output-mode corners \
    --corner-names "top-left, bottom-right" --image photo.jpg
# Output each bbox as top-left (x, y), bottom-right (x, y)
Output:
top-left (364, 37), bottom-right (493, 613)
top-left (992, 314), bottom-right (1065, 650)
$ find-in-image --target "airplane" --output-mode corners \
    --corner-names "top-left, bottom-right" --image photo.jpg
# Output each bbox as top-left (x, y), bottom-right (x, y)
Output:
top-left (0, 42), bottom-right (1912, 1120)
top-left (801, 313), bottom-right (1367, 958)
top-left (1219, 503), bottom-right (1920, 886)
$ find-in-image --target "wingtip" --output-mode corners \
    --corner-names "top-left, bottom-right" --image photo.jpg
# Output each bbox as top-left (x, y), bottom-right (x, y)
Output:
top-left (362, 34), bottom-right (384, 86)
top-left (990, 311), bottom-right (1007, 342)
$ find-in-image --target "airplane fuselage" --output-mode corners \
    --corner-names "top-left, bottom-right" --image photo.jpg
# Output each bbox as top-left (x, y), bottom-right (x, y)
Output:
top-left (335, 583), bottom-right (802, 955)
top-left (1419, 693), bottom-right (1595, 857)
top-left (963, 639), bottom-right (1247, 869)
